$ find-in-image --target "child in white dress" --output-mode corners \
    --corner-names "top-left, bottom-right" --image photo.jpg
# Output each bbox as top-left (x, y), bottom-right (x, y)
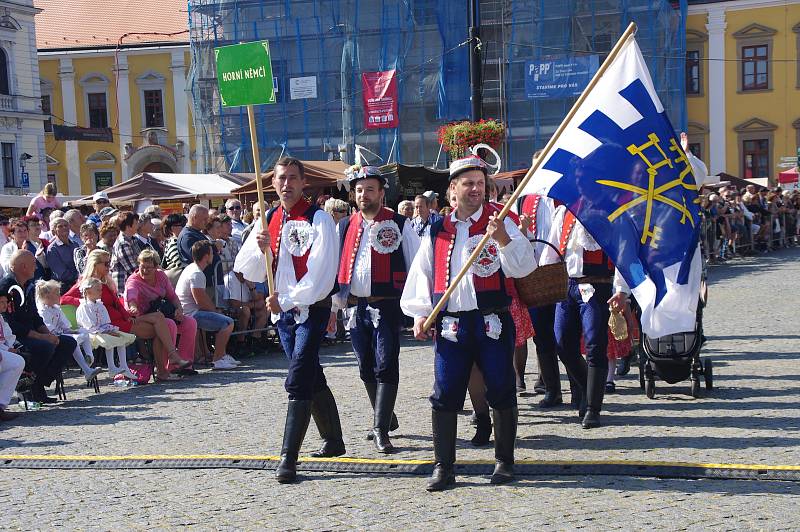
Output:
top-left (76, 277), bottom-right (137, 380)
top-left (35, 280), bottom-right (102, 383)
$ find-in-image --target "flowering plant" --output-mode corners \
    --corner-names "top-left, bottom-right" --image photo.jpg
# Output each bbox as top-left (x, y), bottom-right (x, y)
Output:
top-left (437, 119), bottom-right (505, 158)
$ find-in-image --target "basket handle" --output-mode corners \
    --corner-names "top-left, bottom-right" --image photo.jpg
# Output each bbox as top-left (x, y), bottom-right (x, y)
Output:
top-left (530, 238), bottom-right (565, 263)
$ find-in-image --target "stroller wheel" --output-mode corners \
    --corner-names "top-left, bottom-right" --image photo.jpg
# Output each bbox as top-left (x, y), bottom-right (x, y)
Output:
top-left (690, 378), bottom-right (701, 398)
top-left (704, 359), bottom-right (714, 391)
top-left (645, 378), bottom-right (655, 399)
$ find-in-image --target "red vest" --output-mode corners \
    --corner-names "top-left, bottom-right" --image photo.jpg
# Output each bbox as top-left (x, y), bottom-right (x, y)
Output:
top-left (337, 207), bottom-right (408, 297)
top-left (267, 199), bottom-right (319, 282)
top-left (559, 210), bottom-right (614, 277)
top-left (518, 194), bottom-right (542, 238)
top-left (431, 204), bottom-right (513, 309)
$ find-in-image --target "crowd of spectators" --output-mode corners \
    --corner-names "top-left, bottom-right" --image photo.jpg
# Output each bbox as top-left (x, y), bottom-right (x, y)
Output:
top-left (699, 184), bottom-right (799, 262)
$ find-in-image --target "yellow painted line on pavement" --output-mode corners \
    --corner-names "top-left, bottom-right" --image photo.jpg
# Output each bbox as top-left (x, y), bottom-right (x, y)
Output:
top-left (2, 455), bottom-right (800, 471)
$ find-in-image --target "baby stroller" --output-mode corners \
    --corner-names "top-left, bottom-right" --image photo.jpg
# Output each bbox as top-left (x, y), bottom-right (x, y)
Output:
top-left (638, 309), bottom-right (713, 399)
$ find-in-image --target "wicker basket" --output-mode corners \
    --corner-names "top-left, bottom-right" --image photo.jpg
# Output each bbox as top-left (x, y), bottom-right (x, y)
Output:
top-left (514, 239), bottom-right (568, 308)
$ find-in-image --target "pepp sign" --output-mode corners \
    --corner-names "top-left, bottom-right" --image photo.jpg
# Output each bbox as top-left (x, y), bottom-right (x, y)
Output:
top-left (215, 41), bottom-right (276, 107)
top-left (525, 55), bottom-right (599, 99)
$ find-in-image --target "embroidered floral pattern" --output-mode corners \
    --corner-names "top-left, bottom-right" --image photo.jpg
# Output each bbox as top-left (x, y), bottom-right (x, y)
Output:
top-left (465, 234), bottom-right (501, 278)
top-left (283, 220), bottom-right (315, 257)
top-left (369, 219), bottom-right (403, 254)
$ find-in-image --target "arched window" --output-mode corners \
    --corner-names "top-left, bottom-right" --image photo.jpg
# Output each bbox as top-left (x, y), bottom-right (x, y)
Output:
top-left (0, 49), bottom-right (9, 95)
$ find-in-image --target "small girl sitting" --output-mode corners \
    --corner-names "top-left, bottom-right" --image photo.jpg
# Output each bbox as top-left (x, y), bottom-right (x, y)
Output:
top-left (76, 277), bottom-right (137, 380)
top-left (36, 279), bottom-right (102, 383)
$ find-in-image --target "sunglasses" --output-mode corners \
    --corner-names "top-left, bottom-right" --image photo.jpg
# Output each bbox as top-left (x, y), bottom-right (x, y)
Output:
top-left (96, 199), bottom-right (109, 204)
top-left (227, 206), bottom-right (242, 211)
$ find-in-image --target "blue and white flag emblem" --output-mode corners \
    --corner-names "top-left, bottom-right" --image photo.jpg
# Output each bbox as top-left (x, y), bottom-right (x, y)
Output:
top-left (521, 36), bottom-right (702, 338)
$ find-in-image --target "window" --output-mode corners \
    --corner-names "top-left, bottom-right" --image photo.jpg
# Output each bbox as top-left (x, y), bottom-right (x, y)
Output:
top-left (2, 143), bottom-right (15, 187)
top-left (87, 92), bottom-right (108, 128)
top-left (0, 49), bottom-right (8, 95)
top-left (144, 89), bottom-right (164, 128)
top-left (742, 45), bottom-right (768, 91)
top-left (94, 171), bottom-right (113, 191)
top-left (686, 50), bottom-right (700, 95)
top-left (688, 143), bottom-right (702, 160)
top-left (743, 139), bottom-right (769, 178)
top-left (41, 94), bottom-right (52, 132)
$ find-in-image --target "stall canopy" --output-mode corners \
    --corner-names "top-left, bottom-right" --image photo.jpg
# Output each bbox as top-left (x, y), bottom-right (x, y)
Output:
top-left (778, 168), bottom-right (799, 191)
top-left (714, 173), bottom-right (768, 191)
top-left (230, 161), bottom-right (349, 197)
top-left (73, 173), bottom-right (251, 205)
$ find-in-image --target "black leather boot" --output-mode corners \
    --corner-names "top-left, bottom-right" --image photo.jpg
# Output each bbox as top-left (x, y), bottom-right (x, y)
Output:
top-left (372, 383), bottom-right (398, 453)
top-left (470, 411), bottom-right (492, 447)
top-left (581, 366), bottom-right (606, 429)
top-left (364, 382), bottom-right (399, 441)
top-left (532, 374), bottom-right (546, 394)
top-left (276, 400), bottom-right (312, 483)
top-left (536, 350), bottom-right (563, 408)
top-left (490, 406), bottom-right (518, 485)
top-left (309, 387), bottom-right (346, 458)
top-left (426, 410), bottom-right (457, 492)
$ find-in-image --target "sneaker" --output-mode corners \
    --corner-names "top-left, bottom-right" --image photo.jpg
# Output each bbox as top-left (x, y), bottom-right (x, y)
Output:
top-left (84, 367), bottom-right (103, 383)
top-left (221, 354), bottom-right (241, 366)
top-left (213, 358), bottom-right (238, 370)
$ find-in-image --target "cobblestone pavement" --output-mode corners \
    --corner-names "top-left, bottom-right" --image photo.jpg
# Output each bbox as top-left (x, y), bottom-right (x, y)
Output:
top-left (2, 248), bottom-right (800, 529)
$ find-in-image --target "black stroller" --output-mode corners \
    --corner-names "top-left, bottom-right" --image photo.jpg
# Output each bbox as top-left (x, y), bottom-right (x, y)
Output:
top-left (638, 309), bottom-right (713, 399)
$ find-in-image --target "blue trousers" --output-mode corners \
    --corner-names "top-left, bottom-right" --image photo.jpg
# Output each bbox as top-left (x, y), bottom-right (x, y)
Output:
top-left (349, 298), bottom-right (401, 385)
top-left (276, 306), bottom-right (330, 400)
top-left (430, 310), bottom-right (517, 412)
top-left (554, 280), bottom-right (611, 376)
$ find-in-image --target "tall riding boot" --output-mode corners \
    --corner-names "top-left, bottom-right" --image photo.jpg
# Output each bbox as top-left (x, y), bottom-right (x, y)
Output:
top-left (536, 350), bottom-right (563, 408)
top-left (372, 383), bottom-right (398, 453)
top-left (470, 411), bottom-right (492, 447)
top-left (364, 381), bottom-right (399, 441)
top-left (276, 400), bottom-right (312, 483)
top-left (490, 406), bottom-right (518, 484)
top-left (581, 366), bottom-right (606, 429)
top-left (426, 409), bottom-right (457, 492)
top-left (309, 387), bottom-right (346, 458)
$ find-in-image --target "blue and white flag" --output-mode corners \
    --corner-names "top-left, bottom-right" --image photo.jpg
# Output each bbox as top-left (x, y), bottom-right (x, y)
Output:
top-left (521, 36), bottom-right (702, 338)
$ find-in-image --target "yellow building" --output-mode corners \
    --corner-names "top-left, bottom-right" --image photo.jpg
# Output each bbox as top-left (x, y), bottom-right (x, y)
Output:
top-left (34, 0), bottom-right (197, 195)
top-left (687, 0), bottom-right (800, 183)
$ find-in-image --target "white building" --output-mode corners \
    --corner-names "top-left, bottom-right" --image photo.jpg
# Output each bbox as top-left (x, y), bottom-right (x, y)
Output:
top-left (0, 0), bottom-right (46, 193)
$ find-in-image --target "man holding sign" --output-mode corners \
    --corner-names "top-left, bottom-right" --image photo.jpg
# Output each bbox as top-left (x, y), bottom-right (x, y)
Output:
top-left (400, 155), bottom-right (536, 491)
top-left (235, 158), bottom-right (345, 484)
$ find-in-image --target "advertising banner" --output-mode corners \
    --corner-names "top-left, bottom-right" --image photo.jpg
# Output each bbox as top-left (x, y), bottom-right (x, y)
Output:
top-left (362, 70), bottom-right (399, 129)
top-left (525, 55), bottom-right (600, 99)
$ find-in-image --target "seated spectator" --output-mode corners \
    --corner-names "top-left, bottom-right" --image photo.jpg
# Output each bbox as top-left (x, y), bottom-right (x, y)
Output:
top-left (0, 250), bottom-right (75, 403)
top-left (161, 213), bottom-right (187, 271)
top-left (45, 217), bottom-right (79, 293)
top-left (0, 219), bottom-right (44, 280)
top-left (110, 212), bottom-right (141, 293)
top-left (40, 209), bottom-right (63, 241)
top-left (397, 200), bottom-right (414, 218)
top-left (73, 222), bottom-right (99, 275)
top-left (64, 209), bottom-right (86, 246)
top-left (0, 215), bottom-right (9, 247)
top-left (77, 277), bottom-right (138, 380)
top-left (179, 205), bottom-right (223, 306)
top-left (176, 240), bottom-right (238, 370)
top-left (88, 191), bottom-right (111, 227)
top-left (0, 292), bottom-right (24, 421)
top-left (135, 213), bottom-right (158, 256)
top-left (224, 199), bottom-right (247, 242)
top-left (97, 221), bottom-right (119, 254)
top-left (25, 215), bottom-right (49, 252)
top-left (62, 249), bottom-right (184, 382)
top-left (35, 279), bottom-right (100, 383)
top-left (149, 218), bottom-right (165, 257)
top-left (125, 249), bottom-right (197, 377)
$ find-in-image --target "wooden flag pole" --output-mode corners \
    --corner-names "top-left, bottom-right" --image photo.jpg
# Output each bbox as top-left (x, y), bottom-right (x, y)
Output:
top-left (422, 21), bottom-right (637, 332)
top-left (246, 104), bottom-right (275, 294)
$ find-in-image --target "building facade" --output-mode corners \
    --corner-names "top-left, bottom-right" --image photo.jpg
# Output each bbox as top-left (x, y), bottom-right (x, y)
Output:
top-left (34, 0), bottom-right (197, 195)
top-left (687, 0), bottom-right (800, 182)
top-left (0, 0), bottom-right (47, 194)
top-left (189, 0), bottom-right (685, 174)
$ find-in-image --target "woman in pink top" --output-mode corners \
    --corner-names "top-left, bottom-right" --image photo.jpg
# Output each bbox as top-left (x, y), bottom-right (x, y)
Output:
top-left (26, 183), bottom-right (61, 219)
top-left (125, 248), bottom-right (197, 375)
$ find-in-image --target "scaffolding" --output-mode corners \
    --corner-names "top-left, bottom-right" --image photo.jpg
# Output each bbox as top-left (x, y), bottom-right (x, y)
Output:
top-left (188, 0), bottom-right (686, 174)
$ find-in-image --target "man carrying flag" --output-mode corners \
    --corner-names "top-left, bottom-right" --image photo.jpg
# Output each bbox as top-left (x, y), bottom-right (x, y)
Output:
top-left (401, 155), bottom-right (537, 491)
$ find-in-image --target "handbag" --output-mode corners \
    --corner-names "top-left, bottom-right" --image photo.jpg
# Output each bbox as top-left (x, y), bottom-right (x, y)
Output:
top-left (147, 297), bottom-right (177, 320)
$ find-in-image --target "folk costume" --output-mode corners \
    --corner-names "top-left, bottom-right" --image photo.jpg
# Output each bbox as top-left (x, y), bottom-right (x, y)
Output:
top-left (511, 193), bottom-right (566, 407)
top-left (540, 205), bottom-right (629, 428)
top-left (400, 155), bottom-right (537, 491)
top-left (234, 194), bottom-right (344, 483)
top-left (335, 166), bottom-right (420, 454)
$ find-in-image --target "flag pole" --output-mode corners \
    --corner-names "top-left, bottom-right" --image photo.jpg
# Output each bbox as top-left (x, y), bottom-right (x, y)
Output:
top-left (422, 21), bottom-right (637, 333)
top-left (247, 104), bottom-right (275, 294)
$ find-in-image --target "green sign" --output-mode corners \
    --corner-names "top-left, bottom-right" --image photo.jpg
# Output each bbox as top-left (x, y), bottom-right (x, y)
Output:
top-left (214, 41), bottom-right (276, 107)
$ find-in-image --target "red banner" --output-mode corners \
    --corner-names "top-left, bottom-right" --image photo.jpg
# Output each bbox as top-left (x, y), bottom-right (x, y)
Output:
top-left (362, 70), bottom-right (399, 129)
